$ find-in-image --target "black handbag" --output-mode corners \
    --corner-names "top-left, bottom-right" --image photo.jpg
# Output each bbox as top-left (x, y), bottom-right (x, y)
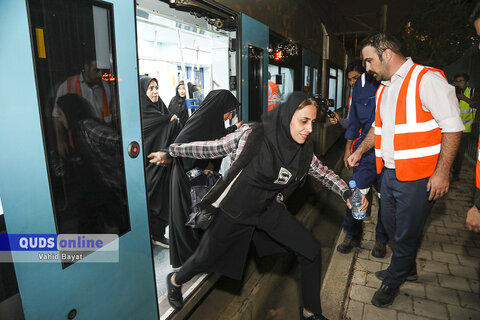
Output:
top-left (186, 172), bottom-right (220, 230)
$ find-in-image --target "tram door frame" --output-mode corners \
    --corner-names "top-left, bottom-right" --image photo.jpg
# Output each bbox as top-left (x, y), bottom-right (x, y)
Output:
top-left (247, 45), bottom-right (264, 122)
top-left (0, 1), bottom-right (158, 319)
top-left (240, 14), bottom-right (269, 122)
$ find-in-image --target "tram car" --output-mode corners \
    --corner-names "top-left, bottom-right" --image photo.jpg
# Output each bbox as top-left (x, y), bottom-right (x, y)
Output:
top-left (0, 1), bottom-right (350, 319)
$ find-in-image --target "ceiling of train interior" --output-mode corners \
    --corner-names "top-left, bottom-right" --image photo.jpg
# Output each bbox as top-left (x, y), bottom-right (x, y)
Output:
top-left (161, 0), bottom-right (237, 31)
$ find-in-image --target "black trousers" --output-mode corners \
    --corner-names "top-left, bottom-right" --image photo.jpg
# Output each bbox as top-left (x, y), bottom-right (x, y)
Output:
top-left (176, 206), bottom-right (323, 314)
top-left (380, 168), bottom-right (434, 289)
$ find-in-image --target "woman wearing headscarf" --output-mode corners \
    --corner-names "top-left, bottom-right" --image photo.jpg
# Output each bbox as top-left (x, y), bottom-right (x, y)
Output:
top-left (149, 92), bottom-right (367, 320)
top-left (168, 82), bottom-right (188, 126)
top-left (56, 94), bottom-right (128, 234)
top-left (140, 76), bottom-right (181, 248)
top-left (167, 89), bottom-right (241, 268)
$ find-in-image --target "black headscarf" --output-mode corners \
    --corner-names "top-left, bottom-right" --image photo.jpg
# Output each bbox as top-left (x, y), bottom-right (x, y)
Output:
top-left (168, 82), bottom-right (188, 126)
top-left (245, 92), bottom-right (311, 189)
top-left (140, 77), bottom-right (171, 118)
top-left (187, 82), bottom-right (199, 99)
top-left (174, 89), bottom-right (240, 144)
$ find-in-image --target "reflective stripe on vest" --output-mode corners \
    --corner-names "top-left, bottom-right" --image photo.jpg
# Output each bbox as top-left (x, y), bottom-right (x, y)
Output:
top-left (268, 81), bottom-right (281, 111)
top-left (374, 64), bottom-right (443, 181)
top-left (459, 87), bottom-right (475, 133)
top-left (66, 75), bottom-right (112, 125)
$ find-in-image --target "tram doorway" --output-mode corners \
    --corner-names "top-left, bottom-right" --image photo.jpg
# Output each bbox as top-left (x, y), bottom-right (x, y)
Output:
top-left (135, 0), bottom-right (239, 316)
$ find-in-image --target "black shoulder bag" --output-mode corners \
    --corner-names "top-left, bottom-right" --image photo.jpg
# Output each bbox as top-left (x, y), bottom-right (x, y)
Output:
top-left (185, 172), bottom-right (220, 230)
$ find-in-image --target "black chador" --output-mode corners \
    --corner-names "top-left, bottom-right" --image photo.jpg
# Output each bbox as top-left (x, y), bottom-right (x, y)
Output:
top-left (169, 89), bottom-right (240, 268)
top-left (140, 76), bottom-right (181, 243)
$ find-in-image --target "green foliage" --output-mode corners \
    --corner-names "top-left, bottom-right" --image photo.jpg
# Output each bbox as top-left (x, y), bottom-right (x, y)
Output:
top-left (397, 0), bottom-right (477, 68)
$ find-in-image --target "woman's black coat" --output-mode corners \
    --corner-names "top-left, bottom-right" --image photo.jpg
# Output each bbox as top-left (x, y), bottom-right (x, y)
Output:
top-left (140, 76), bottom-right (181, 240)
top-left (182, 92), bottom-right (319, 280)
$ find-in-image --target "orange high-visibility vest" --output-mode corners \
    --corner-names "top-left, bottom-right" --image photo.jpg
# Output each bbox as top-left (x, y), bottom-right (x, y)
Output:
top-left (476, 134), bottom-right (480, 189)
top-left (374, 64), bottom-right (445, 181)
top-left (67, 75), bottom-right (112, 125)
top-left (268, 81), bottom-right (281, 111)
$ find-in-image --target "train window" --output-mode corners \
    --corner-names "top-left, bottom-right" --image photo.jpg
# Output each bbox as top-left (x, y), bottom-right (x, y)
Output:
top-left (269, 65), bottom-right (294, 104)
top-left (282, 67), bottom-right (295, 103)
top-left (336, 68), bottom-right (344, 111)
top-left (328, 67), bottom-right (337, 110)
top-left (27, 0), bottom-right (130, 253)
top-left (304, 65), bottom-right (311, 91)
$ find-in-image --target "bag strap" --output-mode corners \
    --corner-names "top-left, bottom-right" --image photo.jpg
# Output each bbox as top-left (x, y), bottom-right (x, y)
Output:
top-left (199, 123), bottom-right (264, 207)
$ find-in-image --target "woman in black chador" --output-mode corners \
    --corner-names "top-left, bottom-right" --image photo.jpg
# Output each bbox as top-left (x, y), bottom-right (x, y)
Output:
top-left (166, 89), bottom-right (241, 268)
top-left (149, 92), bottom-right (367, 320)
top-left (140, 76), bottom-right (181, 247)
top-left (168, 82), bottom-right (188, 126)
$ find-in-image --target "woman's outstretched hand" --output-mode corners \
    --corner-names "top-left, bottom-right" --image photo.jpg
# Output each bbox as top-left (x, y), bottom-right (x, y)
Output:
top-left (148, 151), bottom-right (172, 166)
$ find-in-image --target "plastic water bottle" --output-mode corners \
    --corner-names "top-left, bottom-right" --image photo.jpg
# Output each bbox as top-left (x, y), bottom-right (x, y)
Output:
top-left (349, 180), bottom-right (366, 220)
top-left (186, 168), bottom-right (204, 181)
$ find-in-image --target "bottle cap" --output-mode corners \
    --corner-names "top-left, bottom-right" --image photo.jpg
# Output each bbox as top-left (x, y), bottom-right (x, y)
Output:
top-left (348, 180), bottom-right (357, 188)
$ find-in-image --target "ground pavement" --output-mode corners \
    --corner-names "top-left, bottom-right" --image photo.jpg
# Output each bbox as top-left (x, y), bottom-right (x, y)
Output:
top-left (341, 162), bottom-right (480, 320)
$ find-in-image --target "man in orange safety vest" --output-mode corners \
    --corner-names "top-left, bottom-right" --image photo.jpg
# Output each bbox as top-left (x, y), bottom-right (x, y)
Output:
top-left (348, 33), bottom-right (463, 308)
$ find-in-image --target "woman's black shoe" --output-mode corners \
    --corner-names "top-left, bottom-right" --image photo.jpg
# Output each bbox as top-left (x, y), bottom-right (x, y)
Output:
top-left (299, 307), bottom-right (328, 320)
top-left (166, 273), bottom-right (184, 310)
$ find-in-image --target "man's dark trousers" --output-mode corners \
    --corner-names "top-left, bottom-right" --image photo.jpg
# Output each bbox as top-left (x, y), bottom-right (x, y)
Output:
top-left (343, 160), bottom-right (388, 243)
top-left (380, 168), bottom-right (434, 288)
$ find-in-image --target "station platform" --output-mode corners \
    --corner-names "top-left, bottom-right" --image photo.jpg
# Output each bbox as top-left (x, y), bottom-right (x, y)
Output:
top-left (328, 161), bottom-right (480, 320)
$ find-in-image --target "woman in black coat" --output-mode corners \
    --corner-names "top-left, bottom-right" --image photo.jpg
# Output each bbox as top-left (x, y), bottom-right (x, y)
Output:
top-left (166, 89), bottom-right (241, 268)
top-left (149, 92), bottom-right (367, 320)
top-left (140, 76), bottom-right (181, 247)
top-left (168, 82), bottom-right (188, 126)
